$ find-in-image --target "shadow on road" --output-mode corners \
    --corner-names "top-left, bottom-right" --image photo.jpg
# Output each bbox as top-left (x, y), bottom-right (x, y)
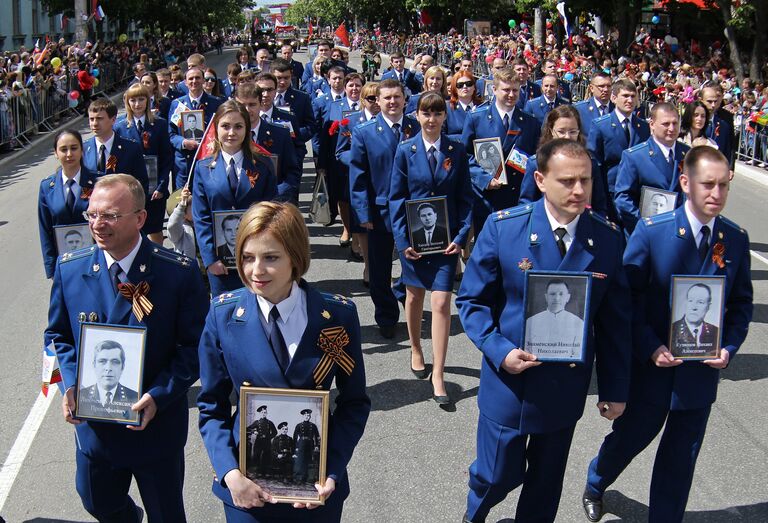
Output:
top-left (722, 353), bottom-right (768, 381)
top-left (600, 491), bottom-right (768, 522)
top-left (748, 303), bottom-right (768, 324)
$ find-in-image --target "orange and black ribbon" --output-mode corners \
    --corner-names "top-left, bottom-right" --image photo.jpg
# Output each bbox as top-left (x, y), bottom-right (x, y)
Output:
top-left (118, 281), bottom-right (153, 322)
top-left (313, 326), bottom-right (355, 386)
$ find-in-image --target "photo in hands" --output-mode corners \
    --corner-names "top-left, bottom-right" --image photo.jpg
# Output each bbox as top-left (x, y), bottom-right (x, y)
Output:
top-left (668, 275), bottom-right (725, 359)
top-left (75, 323), bottom-right (147, 425)
top-left (180, 110), bottom-right (204, 139)
top-left (54, 223), bottom-right (93, 254)
top-left (521, 271), bottom-right (592, 362)
top-left (639, 186), bottom-right (677, 218)
top-left (212, 210), bottom-right (245, 269)
top-left (239, 387), bottom-right (330, 504)
top-left (473, 137), bottom-right (506, 184)
top-left (144, 155), bottom-right (158, 192)
top-left (405, 196), bottom-right (451, 255)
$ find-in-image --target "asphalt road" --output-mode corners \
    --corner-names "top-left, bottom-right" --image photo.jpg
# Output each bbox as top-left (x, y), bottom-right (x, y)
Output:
top-left (0, 47), bottom-right (766, 523)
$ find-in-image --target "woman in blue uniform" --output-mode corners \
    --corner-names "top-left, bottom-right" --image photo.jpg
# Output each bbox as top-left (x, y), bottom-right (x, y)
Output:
top-left (197, 202), bottom-right (371, 522)
top-left (446, 71), bottom-right (483, 141)
top-left (37, 129), bottom-right (98, 278)
top-left (389, 92), bottom-right (473, 405)
top-left (114, 83), bottom-right (174, 244)
top-left (139, 71), bottom-right (171, 118)
top-left (405, 66), bottom-right (448, 115)
top-left (192, 100), bottom-right (277, 297)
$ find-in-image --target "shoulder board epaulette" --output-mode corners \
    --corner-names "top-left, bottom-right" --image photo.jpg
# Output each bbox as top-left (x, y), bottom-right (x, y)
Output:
top-left (719, 215), bottom-right (747, 235)
top-left (594, 114), bottom-right (611, 123)
top-left (358, 119), bottom-right (377, 129)
top-left (150, 246), bottom-right (195, 268)
top-left (60, 245), bottom-right (96, 263)
top-left (321, 292), bottom-right (356, 309)
top-left (471, 101), bottom-right (489, 111)
top-left (628, 142), bottom-right (647, 153)
top-left (493, 204), bottom-right (533, 222)
top-left (642, 210), bottom-right (676, 227)
top-left (213, 288), bottom-right (247, 306)
top-left (473, 105), bottom-right (491, 115)
top-left (43, 173), bottom-right (56, 185)
top-left (588, 209), bottom-right (620, 232)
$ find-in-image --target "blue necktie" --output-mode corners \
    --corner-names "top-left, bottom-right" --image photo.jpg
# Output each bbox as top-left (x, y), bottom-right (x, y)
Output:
top-left (191, 100), bottom-right (199, 110)
top-left (698, 225), bottom-right (710, 262)
top-left (65, 178), bottom-right (76, 212)
top-left (227, 158), bottom-right (238, 196)
top-left (269, 306), bottom-right (290, 371)
top-left (392, 123), bottom-right (401, 142)
top-left (428, 146), bottom-right (437, 176)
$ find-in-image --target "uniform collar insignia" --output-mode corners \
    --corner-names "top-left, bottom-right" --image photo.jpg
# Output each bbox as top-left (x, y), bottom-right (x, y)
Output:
top-left (92, 263), bottom-right (100, 272)
top-left (89, 312), bottom-right (98, 322)
top-left (718, 231), bottom-right (724, 239)
top-left (587, 238), bottom-right (594, 247)
top-left (139, 264), bottom-right (146, 273)
top-left (678, 227), bottom-right (686, 236)
top-left (236, 307), bottom-right (245, 318)
top-left (321, 310), bottom-right (331, 319)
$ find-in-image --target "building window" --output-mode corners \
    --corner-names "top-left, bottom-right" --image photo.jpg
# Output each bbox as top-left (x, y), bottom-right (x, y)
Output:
top-left (12, 0), bottom-right (22, 35)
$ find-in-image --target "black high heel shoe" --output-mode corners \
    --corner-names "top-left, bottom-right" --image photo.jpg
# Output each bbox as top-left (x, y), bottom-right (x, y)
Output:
top-left (431, 375), bottom-right (450, 405)
top-left (410, 351), bottom-right (429, 380)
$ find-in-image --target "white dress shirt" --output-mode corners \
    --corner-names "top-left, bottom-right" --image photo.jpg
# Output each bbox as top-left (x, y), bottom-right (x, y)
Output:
top-left (544, 199), bottom-right (580, 252)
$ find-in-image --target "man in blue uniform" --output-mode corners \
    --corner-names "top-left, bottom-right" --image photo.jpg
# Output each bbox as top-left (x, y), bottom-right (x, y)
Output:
top-left (573, 72), bottom-right (614, 139)
top-left (381, 52), bottom-right (422, 96)
top-left (512, 58), bottom-right (541, 110)
top-left (582, 146), bottom-right (752, 522)
top-left (279, 43), bottom-right (304, 89)
top-left (457, 139), bottom-right (631, 523)
top-left (47, 174), bottom-right (208, 522)
top-left (271, 58), bottom-right (316, 151)
top-left (300, 39), bottom-right (332, 88)
top-left (525, 74), bottom-right (567, 125)
top-left (700, 85), bottom-right (735, 168)
top-left (535, 58), bottom-right (572, 102)
top-left (614, 102), bottom-right (690, 233)
top-left (349, 79), bottom-right (419, 338)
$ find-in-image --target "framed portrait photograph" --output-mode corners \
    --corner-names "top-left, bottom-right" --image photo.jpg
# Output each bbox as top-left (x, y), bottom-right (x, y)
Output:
top-left (668, 275), bottom-right (725, 360)
top-left (144, 155), bottom-right (158, 192)
top-left (473, 137), bottom-right (506, 184)
top-left (484, 81), bottom-right (494, 100)
top-left (639, 186), bottom-right (677, 218)
top-left (212, 210), bottom-right (245, 269)
top-left (405, 196), bottom-right (451, 255)
top-left (75, 323), bottom-right (147, 425)
top-left (239, 387), bottom-right (330, 504)
top-left (54, 223), bottom-right (93, 254)
top-left (521, 271), bottom-right (592, 363)
top-left (180, 109), bottom-right (205, 140)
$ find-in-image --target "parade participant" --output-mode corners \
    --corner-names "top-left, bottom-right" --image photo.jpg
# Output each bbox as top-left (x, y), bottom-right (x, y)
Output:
top-left (168, 66), bottom-right (224, 188)
top-left (115, 84), bottom-right (173, 244)
top-left (139, 72), bottom-right (171, 119)
top-left (573, 71), bottom-right (614, 139)
top-left (614, 102), bottom-right (690, 233)
top-left (203, 68), bottom-right (224, 98)
top-left (237, 48), bottom-right (254, 71)
top-left (381, 52), bottom-right (421, 95)
top-left (48, 174), bottom-right (208, 522)
top-left (156, 68), bottom-right (182, 102)
top-left (519, 105), bottom-right (609, 217)
top-left (700, 85), bottom-right (735, 167)
top-left (82, 98), bottom-right (148, 194)
top-left (349, 79), bottom-right (419, 339)
top-left (679, 101), bottom-right (718, 149)
top-left (405, 66), bottom-right (448, 115)
top-left (38, 130), bottom-right (98, 278)
top-left (223, 63), bottom-right (241, 99)
top-left (254, 48), bottom-right (271, 73)
top-left (525, 74), bottom-right (568, 125)
top-left (301, 39), bottom-right (332, 88)
top-left (246, 406), bottom-right (277, 476)
top-left (192, 99), bottom-right (277, 296)
top-left (511, 58), bottom-right (541, 110)
top-left (256, 72), bottom-right (304, 162)
top-left (461, 67), bottom-right (540, 232)
top-left (587, 79), bottom-right (650, 213)
top-left (279, 43), bottom-right (304, 89)
top-left (583, 146), bottom-right (752, 523)
top-left (234, 83), bottom-right (301, 203)
top-left (271, 58), bottom-right (316, 151)
top-left (389, 93), bottom-right (473, 404)
top-left (536, 58), bottom-right (572, 101)
top-left (457, 58), bottom-right (486, 104)
top-left (446, 71), bottom-right (483, 141)
top-left (177, 53), bottom-right (207, 94)
top-left (197, 201), bottom-right (371, 521)
top-left (457, 139), bottom-right (631, 523)
top-left (271, 422), bottom-right (294, 483)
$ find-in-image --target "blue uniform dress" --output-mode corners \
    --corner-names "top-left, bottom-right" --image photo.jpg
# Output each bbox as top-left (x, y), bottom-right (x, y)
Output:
top-left (389, 134), bottom-right (473, 290)
top-left (82, 134), bottom-right (149, 195)
top-left (192, 153), bottom-right (277, 296)
top-left (613, 139), bottom-right (690, 233)
top-left (586, 209), bottom-right (753, 522)
top-left (114, 116), bottom-right (174, 234)
top-left (168, 92), bottom-right (224, 188)
top-left (456, 200), bottom-right (631, 522)
top-left (197, 283), bottom-right (371, 522)
top-left (45, 239), bottom-right (208, 522)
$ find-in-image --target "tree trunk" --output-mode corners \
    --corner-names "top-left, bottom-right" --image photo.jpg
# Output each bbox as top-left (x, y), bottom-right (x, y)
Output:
top-left (615, 0), bottom-right (642, 53)
top-left (534, 8), bottom-right (545, 48)
top-left (749, 0), bottom-right (767, 81)
top-left (719, 0), bottom-right (745, 82)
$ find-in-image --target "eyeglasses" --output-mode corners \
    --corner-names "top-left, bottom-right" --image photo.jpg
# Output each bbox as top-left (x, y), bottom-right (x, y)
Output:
top-left (365, 96), bottom-right (378, 103)
top-left (553, 129), bottom-right (580, 138)
top-left (204, 77), bottom-right (217, 82)
top-left (82, 210), bottom-right (141, 224)
top-left (456, 81), bottom-right (474, 89)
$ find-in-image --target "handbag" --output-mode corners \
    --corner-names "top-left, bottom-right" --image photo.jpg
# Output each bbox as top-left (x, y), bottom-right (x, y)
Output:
top-left (309, 170), bottom-right (332, 225)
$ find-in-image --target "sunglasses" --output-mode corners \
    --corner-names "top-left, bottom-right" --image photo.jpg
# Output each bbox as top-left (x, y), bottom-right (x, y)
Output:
top-left (204, 77), bottom-right (216, 82)
top-left (365, 96), bottom-right (377, 103)
top-left (456, 81), bottom-right (474, 88)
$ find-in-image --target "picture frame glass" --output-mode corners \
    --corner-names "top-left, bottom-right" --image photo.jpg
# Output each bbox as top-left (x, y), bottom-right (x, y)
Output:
top-left (144, 155), bottom-right (158, 192)
top-left (405, 196), bottom-right (451, 255)
top-left (212, 210), bottom-right (245, 269)
top-left (668, 275), bottom-right (725, 359)
top-left (54, 223), bottom-right (93, 254)
top-left (639, 185), bottom-right (677, 218)
top-left (473, 137), bottom-right (505, 184)
top-left (180, 109), bottom-right (205, 139)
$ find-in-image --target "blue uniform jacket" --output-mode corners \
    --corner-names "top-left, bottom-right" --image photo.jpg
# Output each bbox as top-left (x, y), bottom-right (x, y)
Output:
top-left (316, 97), bottom-right (355, 171)
top-left (334, 111), bottom-right (369, 166)
top-left (380, 68), bottom-right (422, 95)
top-left (277, 87), bottom-right (315, 145)
top-left (114, 116), bottom-right (173, 195)
top-left (149, 96), bottom-right (172, 120)
top-left (705, 114), bottom-right (734, 167)
top-left (461, 105), bottom-right (541, 217)
top-left (269, 106), bottom-right (307, 159)
top-left (614, 139), bottom-right (690, 233)
top-left (348, 113), bottom-right (420, 231)
top-left (255, 121), bottom-right (301, 202)
top-left (524, 95), bottom-right (567, 125)
top-left (82, 135), bottom-right (149, 195)
top-left (623, 210), bottom-right (752, 409)
top-left (573, 98), bottom-right (614, 139)
top-left (168, 92), bottom-right (224, 188)
top-left (516, 80), bottom-right (542, 110)
top-left (518, 154), bottom-right (609, 217)
top-left (192, 153), bottom-right (277, 269)
top-left (197, 283), bottom-right (371, 511)
top-left (534, 77), bottom-right (572, 102)
top-left (445, 104), bottom-right (474, 142)
top-left (456, 200), bottom-right (632, 432)
top-left (389, 134), bottom-right (474, 252)
top-left (45, 239), bottom-right (208, 466)
top-left (37, 167), bottom-right (99, 279)
top-left (587, 111), bottom-right (651, 194)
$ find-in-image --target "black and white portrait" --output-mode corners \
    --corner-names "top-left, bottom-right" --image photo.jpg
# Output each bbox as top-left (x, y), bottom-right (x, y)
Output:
top-left (473, 138), bottom-right (503, 178)
top-left (240, 387), bottom-right (329, 504)
top-left (639, 186), bottom-right (677, 218)
top-left (144, 155), bottom-right (158, 192)
top-left (54, 223), bottom-right (93, 254)
top-left (213, 211), bottom-right (245, 269)
top-left (405, 197), bottom-right (451, 255)
top-left (523, 272), bottom-right (591, 362)
top-left (181, 109), bottom-right (204, 139)
top-left (76, 324), bottom-right (146, 425)
top-left (669, 276), bottom-right (725, 359)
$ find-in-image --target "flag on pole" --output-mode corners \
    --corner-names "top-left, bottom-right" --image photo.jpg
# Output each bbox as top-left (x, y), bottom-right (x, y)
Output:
top-left (183, 116), bottom-right (218, 189)
top-left (34, 39), bottom-right (41, 51)
top-left (556, 2), bottom-right (572, 45)
top-left (42, 341), bottom-right (62, 397)
top-left (308, 20), bottom-right (314, 37)
top-left (334, 22), bottom-right (350, 47)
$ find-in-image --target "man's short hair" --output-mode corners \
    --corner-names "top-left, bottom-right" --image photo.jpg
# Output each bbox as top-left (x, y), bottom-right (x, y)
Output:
top-left (546, 278), bottom-right (570, 293)
top-left (315, 39), bottom-right (332, 49)
top-left (155, 68), bottom-right (171, 78)
top-left (417, 202), bottom-right (437, 215)
top-left (390, 51), bottom-right (405, 60)
top-left (94, 174), bottom-right (146, 211)
top-left (511, 57), bottom-right (529, 69)
top-left (377, 78), bottom-right (404, 96)
top-left (327, 65), bottom-right (345, 78)
top-left (649, 102), bottom-right (678, 120)
top-left (345, 72), bottom-right (365, 86)
top-left (541, 74), bottom-right (559, 85)
top-left (492, 67), bottom-right (521, 88)
top-left (88, 97), bottom-right (118, 119)
top-left (537, 139), bottom-right (591, 174)
top-left (234, 82), bottom-right (263, 100)
top-left (185, 67), bottom-right (204, 79)
top-left (611, 78), bottom-right (637, 96)
top-left (226, 63), bottom-right (242, 76)
top-left (591, 71), bottom-right (611, 83)
top-left (186, 53), bottom-right (205, 67)
top-left (255, 72), bottom-right (277, 87)
top-left (221, 214), bottom-right (240, 230)
top-left (687, 283), bottom-right (712, 303)
top-left (64, 229), bottom-right (83, 240)
top-left (132, 63), bottom-right (144, 73)
top-left (270, 58), bottom-right (292, 74)
top-left (701, 84), bottom-right (723, 97)
top-left (93, 340), bottom-right (125, 367)
top-left (683, 145), bottom-right (729, 178)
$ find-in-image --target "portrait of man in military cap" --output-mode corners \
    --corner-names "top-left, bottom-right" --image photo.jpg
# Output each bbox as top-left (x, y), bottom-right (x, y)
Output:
top-left (669, 278), bottom-right (724, 359)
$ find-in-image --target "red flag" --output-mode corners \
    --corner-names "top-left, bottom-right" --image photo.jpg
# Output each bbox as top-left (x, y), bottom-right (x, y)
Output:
top-left (195, 117), bottom-right (218, 161)
top-left (308, 20), bottom-right (314, 37)
top-left (335, 23), bottom-right (350, 47)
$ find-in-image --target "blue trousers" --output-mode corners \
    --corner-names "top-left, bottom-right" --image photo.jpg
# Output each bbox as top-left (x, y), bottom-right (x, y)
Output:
top-left (586, 401), bottom-right (711, 522)
top-left (466, 413), bottom-right (576, 523)
top-left (367, 228), bottom-right (400, 327)
top-left (75, 446), bottom-right (186, 522)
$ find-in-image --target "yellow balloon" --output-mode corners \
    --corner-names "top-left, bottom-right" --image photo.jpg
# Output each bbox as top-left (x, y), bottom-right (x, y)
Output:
top-left (51, 57), bottom-right (62, 68)
top-left (454, 51), bottom-right (463, 59)
top-left (119, 34), bottom-right (128, 43)
top-left (93, 77), bottom-right (100, 87)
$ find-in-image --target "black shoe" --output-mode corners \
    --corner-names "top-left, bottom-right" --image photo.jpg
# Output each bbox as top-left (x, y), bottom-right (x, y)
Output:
top-left (582, 489), bottom-right (603, 522)
top-left (410, 354), bottom-right (429, 379)
top-left (339, 237), bottom-right (352, 247)
top-left (431, 375), bottom-right (450, 405)
top-left (379, 324), bottom-right (396, 339)
top-left (462, 512), bottom-right (472, 523)
top-left (349, 249), bottom-right (364, 262)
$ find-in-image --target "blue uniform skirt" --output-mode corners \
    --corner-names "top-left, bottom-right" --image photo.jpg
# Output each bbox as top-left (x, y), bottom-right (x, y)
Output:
top-left (400, 251), bottom-right (458, 292)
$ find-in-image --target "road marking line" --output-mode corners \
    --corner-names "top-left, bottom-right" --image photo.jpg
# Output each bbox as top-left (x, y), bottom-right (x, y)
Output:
top-left (750, 250), bottom-right (768, 267)
top-left (0, 390), bottom-right (57, 512)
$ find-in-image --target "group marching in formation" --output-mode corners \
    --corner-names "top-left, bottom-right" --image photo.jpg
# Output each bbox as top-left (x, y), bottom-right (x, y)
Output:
top-left (36, 34), bottom-right (753, 523)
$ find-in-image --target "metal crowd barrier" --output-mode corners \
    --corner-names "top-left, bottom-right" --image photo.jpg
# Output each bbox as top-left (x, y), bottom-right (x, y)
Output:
top-left (736, 123), bottom-right (768, 167)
